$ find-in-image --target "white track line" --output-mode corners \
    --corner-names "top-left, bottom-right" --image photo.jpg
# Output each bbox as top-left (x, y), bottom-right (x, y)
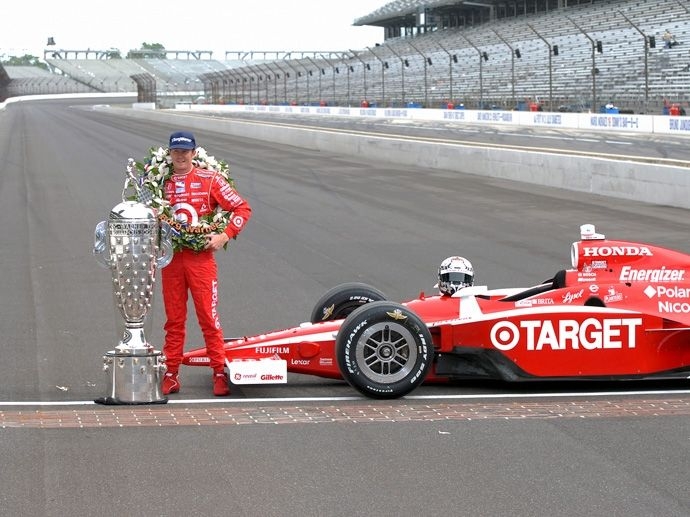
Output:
top-left (0, 389), bottom-right (688, 407)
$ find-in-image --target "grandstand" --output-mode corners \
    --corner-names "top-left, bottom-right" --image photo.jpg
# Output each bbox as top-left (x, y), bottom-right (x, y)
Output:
top-left (2, 0), bottom-right (690, 113)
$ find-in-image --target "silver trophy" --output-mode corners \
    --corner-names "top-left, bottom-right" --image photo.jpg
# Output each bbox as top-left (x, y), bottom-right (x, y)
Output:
top-left (93, 163), bottom-right (173, 404)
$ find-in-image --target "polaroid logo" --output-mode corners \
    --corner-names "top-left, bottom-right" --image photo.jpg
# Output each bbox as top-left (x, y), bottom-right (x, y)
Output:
top-left (645, 285), bottom-right (690, 313)
top-left (582, 246), bottom-right (652, 257)
top-left (490, 318), bottom-right (642, 351)
top-left (644, 285), bottom-right (690, 298)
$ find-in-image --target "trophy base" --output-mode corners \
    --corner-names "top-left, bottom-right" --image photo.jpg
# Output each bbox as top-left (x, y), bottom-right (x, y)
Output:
top-left (97, 350), bottom-right (168, 405)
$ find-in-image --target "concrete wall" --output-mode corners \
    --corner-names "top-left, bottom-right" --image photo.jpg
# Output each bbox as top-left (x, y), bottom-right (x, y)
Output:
top-left (104, 105), bottom-right (690, 210)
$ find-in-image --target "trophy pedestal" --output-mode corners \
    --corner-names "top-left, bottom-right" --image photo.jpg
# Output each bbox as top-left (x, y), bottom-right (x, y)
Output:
top-left (96, 349), bottom-right (167, 405)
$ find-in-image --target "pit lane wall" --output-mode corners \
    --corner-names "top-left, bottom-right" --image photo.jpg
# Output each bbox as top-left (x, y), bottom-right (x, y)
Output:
top-left (4, 94), bottom-right (689, 209)
top-left (182, 103), bottom-right (690, 135)
top-left (125, 103), bottom-right (690, 210)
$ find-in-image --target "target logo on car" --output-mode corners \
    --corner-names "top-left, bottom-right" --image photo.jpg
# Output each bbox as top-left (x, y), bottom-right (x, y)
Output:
top-left (490, 318), bottom-right (642, 351)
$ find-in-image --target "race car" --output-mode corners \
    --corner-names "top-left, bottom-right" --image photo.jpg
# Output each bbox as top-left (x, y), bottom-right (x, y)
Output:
top-left (183, 224), bottom-right (690, 398)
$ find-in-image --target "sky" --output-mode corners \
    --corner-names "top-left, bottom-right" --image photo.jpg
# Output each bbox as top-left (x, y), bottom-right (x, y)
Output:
top-left (1, 0), bottom-right (387, 60)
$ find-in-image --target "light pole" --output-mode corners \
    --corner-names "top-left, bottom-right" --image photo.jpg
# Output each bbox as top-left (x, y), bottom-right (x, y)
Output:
top-left (283, 58), bottom-right (299, 105)
top-left (526, 24), bottom-right (554, 111)
top-left (258, 63), bottom-right (273, 104)
top-left (257, 63), bottom-right (273, 105)
top-left (296, 60), bottom-right (312, 106)
top-left (438, 42), bottom-right (457, 106)
top-left (349, 49), bottom-right (369, 104)
top-left (387, 45), bottom-right (407, 106)
top-left (227, 71), bottom-right (239, 104)
top-left (251, 66), bottom-right (262, 105)
top-left (618, 10), bottom-right (649, 104)
top-left (367, 46), bottom-right (387, 107)
top-left (307, 56), bottom-right (322, 104)
top-left (491, 28), bottom-right (519, 109)
top-left (273, 61), bottom-right (289, 105)
top-left (457, 32), bottom-right (485, 109)
top-left (340, 55), bottom-right (354, 106)
top-left (407, 40), bottom-right (430, 107)
top-left (566, 16), bottom-right (598, 112)
top-left (319, 53), bottom-right (338, 106)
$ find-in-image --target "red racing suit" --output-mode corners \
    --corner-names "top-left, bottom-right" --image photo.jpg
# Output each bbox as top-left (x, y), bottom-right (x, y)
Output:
top-left (161, 167), bottom-right (252, 374)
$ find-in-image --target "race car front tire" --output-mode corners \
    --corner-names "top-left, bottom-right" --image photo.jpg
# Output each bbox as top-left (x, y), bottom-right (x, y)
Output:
top-left (335, 301), bottom-right (434, 399)
top-left (310, 282), bottom-right (387, 323)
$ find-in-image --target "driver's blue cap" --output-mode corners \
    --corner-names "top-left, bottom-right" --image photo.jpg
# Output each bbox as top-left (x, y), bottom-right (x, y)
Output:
top-left (169, 131), bottom-right (196, 149)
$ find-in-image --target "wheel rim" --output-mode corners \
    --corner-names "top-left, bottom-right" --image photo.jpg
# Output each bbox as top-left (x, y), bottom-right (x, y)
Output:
top-left (355, 322), bottom-right (418, 383)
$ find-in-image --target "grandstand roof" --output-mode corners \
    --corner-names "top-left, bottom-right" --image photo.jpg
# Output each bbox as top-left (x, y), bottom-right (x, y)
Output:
top-left (354, 0), bottom-right (500, 26)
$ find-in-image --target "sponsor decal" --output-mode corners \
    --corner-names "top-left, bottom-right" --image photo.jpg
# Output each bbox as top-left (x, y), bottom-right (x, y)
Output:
top-left (232, 215), bottom-right (245, 228)
top-left (290, 359), bottom-right (310, 366)
top-left (228, 358), bottom-right (287, 384)
top-left (387, 309), bottom-right (407, 320)
top-left (171, 202), bottom-right (199, 225)
top-left (583, 246), bottom-right (652, 257)
top-left (590, 260), bottom-right (608, 270)
top-left (644, 285), bottom-right (690, 313)
top-left (171, 135), bottom-right (193, 145)
top-left (319, 357), bottom-right (333, 366)
top-left (490, 318), bottom-right (642, 351)
top-left (577, 272), bottom-right (597, 282)
top-left (658, 301), bottom-right (690, 313)
top-left (190, 182), bottom-right (202, 189)
top-left (515, 298), bottom-right (555, 308)
top-left (562, 290), bottom-right (584, 303)
top-left (187, 357), bottom-right (211, 364)
top-left (620, 266), bottom-right (685, 282)
top-left (175, 181), bottom-right (186, 194)
top-left (344, 319), bottom-right (368, 373)
top-left (604, 287), bottom-right (623, 303)
top-left (644, 285), bottom-right (690, 298)
top-left (589, 284), bottom-right (600, 293)
top-left (321, 304), bottom-right (335, 321)
top-left (257, 346), bottom-right (290, 354)
top-left (211, 280), bottom-right (220, 329)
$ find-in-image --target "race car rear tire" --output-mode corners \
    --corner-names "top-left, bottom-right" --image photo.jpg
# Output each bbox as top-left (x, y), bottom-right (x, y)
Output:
top-left (336, 301), bottom-right (434, 399)
top-left (310, 282), bottom-right (387, 323)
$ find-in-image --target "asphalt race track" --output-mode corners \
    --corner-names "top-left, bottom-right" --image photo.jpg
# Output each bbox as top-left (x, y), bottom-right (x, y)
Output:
top-left (1, 97), bottom-right (689, 516)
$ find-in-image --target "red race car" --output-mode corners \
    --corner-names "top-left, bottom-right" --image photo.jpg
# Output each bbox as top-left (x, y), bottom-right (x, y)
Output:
top-left (184, 224), bottom-right (690, 398)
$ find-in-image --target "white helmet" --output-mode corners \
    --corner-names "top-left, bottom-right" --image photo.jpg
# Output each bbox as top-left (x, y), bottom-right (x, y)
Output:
top-left (438, 256), bottom-right (474, 295)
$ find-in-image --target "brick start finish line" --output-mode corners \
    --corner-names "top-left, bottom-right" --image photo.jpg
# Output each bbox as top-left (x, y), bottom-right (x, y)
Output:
top-left (1, 398), bottom-right (688, 429)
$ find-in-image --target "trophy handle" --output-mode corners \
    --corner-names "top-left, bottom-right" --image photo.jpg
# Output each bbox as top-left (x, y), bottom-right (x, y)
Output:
top-left (93, 220), bottom-right (111, 269)
top-left (157, 221), bottom-right (174, 269)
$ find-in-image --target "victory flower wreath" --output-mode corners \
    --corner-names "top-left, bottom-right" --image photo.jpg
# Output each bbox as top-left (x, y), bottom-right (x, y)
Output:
top-left (125, 146), bottom-right (235, 252)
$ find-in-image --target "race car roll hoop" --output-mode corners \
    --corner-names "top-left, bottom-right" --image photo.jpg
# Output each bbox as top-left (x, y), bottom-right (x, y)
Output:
top-left (92, 162), bottom-right (173, 404)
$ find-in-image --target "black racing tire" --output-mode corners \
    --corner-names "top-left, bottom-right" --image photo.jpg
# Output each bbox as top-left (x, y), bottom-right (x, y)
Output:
top-left (310, 282), bottom-right (387, 323)
top-left (335, 301), bottom-right (434, 399)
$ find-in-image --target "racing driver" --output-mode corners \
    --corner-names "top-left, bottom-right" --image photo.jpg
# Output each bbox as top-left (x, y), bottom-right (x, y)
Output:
top-left (161, 131), bottom-right (252, 397)
top-left (438, 256), bottom-right (474, 295)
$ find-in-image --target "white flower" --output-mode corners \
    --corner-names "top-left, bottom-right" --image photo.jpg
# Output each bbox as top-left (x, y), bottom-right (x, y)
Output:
top-left (127, 146), bottom-right (234, 251)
